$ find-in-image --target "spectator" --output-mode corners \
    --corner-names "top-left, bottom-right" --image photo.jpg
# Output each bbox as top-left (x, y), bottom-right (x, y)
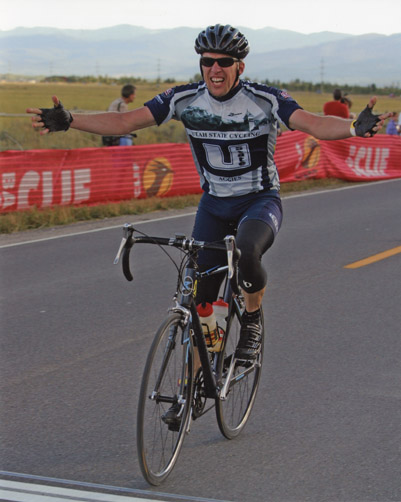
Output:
top-left (323, 88), bottom-right (350, 118)
top-left (341, 94), bottom-right (356, 119)
top-left (386, 112), bottom-right (400, 135)
top-left (102, 84), bottom-right (136, 146)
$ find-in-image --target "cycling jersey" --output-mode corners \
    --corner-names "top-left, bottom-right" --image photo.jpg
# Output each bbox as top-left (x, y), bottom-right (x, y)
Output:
top-left (145, 80), bottom-right (302, 197)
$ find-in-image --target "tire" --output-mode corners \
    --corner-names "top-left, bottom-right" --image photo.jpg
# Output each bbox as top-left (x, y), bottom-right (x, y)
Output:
top-left (215, 300), bottom-right (264, 439)
top-left (137, 312), bottom-right (193, 485)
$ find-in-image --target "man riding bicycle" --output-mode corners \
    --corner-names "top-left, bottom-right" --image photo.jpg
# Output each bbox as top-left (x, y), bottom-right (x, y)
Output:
top-left (27, 24), bottom-right (393, 362)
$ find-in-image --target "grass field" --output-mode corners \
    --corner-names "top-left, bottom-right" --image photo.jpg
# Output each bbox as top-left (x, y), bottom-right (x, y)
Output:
top-left (0, 82), bottom-right (188, 150)
top-left (1, 82), bottom-right (399, 151)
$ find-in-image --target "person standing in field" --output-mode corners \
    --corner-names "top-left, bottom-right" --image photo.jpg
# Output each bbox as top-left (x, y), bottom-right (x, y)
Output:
top-left (27, 24), bottom-right (394, 368)
top-left (341, 94), bottom-right (356, 119)
top-left (323, 88), bottom-right (350, 118)
top-left (102, 84), bottom-right (136, 146)
top-left (385, 112), bottom-right (400, 135)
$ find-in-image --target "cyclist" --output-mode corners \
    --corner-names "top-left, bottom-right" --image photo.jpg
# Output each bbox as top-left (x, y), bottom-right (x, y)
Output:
top-left (27, 24), bottom-right (393, 362)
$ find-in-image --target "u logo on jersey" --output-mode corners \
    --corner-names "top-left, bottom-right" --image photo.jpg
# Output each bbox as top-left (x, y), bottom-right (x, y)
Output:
top-left (203, 143), bottom-right (251, 170)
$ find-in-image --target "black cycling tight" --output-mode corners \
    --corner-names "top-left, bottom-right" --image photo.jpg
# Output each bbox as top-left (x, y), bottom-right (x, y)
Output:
top-left (196, 219), bottom-right (275, 304)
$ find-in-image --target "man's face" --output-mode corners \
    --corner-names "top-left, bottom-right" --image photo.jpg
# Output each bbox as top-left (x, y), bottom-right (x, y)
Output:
top-left (127, 93), bottom-right (135, 103)
top-left (201, 52), bottom-right (245, 98)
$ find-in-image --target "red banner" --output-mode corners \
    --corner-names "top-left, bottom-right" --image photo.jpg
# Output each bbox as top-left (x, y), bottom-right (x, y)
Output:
top-left (1, 134), bottom-right (400, 213)
top-left (275, 131), bottom-right (401, 183)
top-left (0, 143), bottom-right (200, 213)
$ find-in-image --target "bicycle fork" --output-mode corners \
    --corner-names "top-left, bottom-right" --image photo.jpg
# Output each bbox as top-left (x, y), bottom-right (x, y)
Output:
top-left (148, 314), bottom-right (191, 418)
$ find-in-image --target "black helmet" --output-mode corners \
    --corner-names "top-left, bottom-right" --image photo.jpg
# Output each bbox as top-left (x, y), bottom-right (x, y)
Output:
top-left (195, 24), bottom-right (250, 59)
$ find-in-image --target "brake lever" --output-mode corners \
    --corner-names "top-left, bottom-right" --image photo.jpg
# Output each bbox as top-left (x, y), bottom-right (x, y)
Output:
top-left (225, 234), bottom-right (241, 296)
top-left (113, 223), bottom-right (134, 264)
top-left (224, 235), bottom-right (236, 279)
top-left (114, 236), bottom-right (128, 265)
top-left (114, 224), bottom-right (135, 281)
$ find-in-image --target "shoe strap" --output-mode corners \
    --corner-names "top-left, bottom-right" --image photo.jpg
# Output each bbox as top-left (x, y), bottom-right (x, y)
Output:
top-left (242, 309), bottom-right (261, 323)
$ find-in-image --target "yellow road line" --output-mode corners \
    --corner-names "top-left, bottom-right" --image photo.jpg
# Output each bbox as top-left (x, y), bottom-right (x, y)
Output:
top-left (345, 245), bottom-right (401, 269)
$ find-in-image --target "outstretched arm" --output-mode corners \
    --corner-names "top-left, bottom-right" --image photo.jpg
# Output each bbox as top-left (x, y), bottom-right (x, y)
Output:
top-left (27, 95), bottom-right (157, 136)
top-left (289, 97), bottom-right (394, 140)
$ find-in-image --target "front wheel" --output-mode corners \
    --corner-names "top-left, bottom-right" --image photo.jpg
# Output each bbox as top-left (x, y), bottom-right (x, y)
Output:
top-left (215, 300), bottom-right (264, 439)
top-left (137, 312), bottom-right (193, 485)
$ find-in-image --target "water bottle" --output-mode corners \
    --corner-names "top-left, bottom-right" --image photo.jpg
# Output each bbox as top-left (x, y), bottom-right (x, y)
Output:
top-left (196, 302), bottom-right (220, 351)
top-left (213, 298), bottom-right (229, 337)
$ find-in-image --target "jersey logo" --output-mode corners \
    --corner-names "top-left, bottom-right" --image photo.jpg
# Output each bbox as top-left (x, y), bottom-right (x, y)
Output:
top-left (203, 143), bottom-right (251, 170)
top-left (279, 90), bottom-right (292, 99)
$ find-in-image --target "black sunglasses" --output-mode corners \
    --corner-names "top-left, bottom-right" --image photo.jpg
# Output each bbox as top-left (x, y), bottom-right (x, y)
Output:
top-left (200, 56), bottom-right (240, 68)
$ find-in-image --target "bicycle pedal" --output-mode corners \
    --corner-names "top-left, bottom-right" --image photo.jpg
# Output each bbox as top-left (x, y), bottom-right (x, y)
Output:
top-left (162, 403), bottom-right (183, 432)
top-left (235, 357), bottom-right (253, 368)
top-left (167, 421), bottom-right (181, 432)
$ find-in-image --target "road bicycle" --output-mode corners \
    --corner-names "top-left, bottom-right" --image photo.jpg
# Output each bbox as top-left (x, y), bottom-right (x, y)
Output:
top-left (114, 223), bottom-right (264, 485)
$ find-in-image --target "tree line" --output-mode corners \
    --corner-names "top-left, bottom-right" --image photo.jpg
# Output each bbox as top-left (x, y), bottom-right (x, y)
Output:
top-left (2, 73), bottom-right (400, 95)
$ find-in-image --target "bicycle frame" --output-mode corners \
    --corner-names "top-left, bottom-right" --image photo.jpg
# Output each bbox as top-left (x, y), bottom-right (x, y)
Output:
top-left (114, 225), bottom-right (253, 399)
top-left (173, 261), bottom-right (223, 400)
top-left (174, 260), bottom-right (251, 403)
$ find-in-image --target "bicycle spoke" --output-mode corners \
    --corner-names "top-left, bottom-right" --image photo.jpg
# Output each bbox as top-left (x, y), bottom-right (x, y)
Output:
top-left (215, 301), bottom-right (263, 438)
top-left (137, 313), bottom-right (193, 485)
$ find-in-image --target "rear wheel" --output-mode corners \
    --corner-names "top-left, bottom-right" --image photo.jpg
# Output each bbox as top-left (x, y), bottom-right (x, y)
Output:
top-left (215, 299), bottom-right (264, 439)
top-left (137, 313), bottom-right (193, 485)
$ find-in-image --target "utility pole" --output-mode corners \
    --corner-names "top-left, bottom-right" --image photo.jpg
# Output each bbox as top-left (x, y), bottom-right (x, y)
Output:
top-left (320, 58), bottom-right (324, 93)
top-left (156, 58), bottom-right (161, 89)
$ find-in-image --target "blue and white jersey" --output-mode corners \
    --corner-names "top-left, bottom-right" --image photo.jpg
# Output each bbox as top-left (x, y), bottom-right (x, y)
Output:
top-left (145, 80), bottom-right (302, 197)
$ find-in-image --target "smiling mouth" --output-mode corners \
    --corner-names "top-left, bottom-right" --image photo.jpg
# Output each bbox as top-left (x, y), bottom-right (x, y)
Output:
top-left (211, 77), bottom-right (224, 84)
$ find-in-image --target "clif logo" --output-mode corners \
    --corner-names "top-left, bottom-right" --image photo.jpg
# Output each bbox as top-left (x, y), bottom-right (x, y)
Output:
top-left (143, 157), bottom-right (174, 197)
top-left (294, 136), bottom-right (321, 179)
top-left (301, 136), bottom-right (321, 169)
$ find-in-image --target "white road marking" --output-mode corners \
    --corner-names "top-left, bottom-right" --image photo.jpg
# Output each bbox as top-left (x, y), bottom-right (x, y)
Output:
top-left (0, 211), bottom-right (197, 249)
top-left (0, 479), bottom-right (158, 501)
top-left (282, 177), bottom-right (399, 199)
top-left (1, 178), bottom-right (399, 250)
top-left (0, 473), bottom-right (233, 502)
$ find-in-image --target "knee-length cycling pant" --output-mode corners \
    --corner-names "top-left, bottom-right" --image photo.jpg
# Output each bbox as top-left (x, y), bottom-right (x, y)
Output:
top-left (192, 190), bottom-right (283, 305)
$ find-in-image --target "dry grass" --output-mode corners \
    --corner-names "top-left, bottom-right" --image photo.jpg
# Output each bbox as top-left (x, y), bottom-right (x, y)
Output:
top-left (0, 179), bottom-right (353, 234)
top-left (290, 91), bottom-right (399, 117)
top-left (0, 194), bottom-right (202, 234)
top-left (0, 82), bottom-right (188, 150)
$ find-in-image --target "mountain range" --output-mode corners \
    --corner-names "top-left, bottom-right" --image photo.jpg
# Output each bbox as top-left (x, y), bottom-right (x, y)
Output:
top-left (1, 25), bottom-right (400, 86)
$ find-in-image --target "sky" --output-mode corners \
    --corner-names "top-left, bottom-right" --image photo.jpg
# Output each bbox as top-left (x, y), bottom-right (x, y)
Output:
top-left (1, 0), bottom-right (400, 35)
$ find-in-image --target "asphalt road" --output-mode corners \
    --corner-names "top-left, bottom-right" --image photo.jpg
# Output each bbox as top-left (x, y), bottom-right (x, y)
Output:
top-left (1, 179), bottom-right (401, 502)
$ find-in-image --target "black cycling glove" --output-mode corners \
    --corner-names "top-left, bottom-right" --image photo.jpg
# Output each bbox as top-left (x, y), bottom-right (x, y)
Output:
top-left (39, 101), bottom-right (73, 132)
top-left (351, 105), bottom-right (381, 137)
